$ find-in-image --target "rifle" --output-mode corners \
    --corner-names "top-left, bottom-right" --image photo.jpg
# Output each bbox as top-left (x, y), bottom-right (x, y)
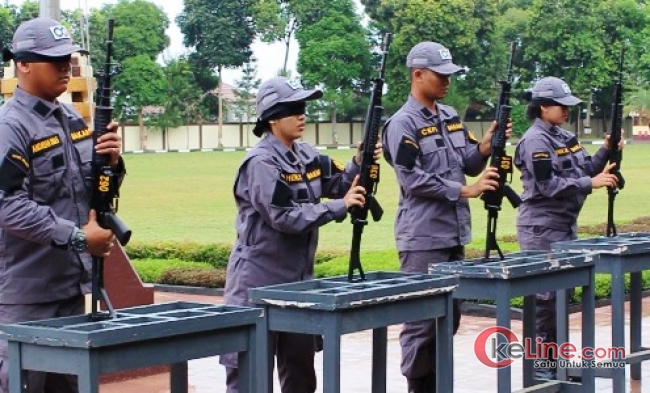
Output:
top-left (347, 33), bottom-right (390, 282)
top-left (90, 18), bottom-right (132, 320)
top-left (606, 47), bottom-right (626, 237)
top-left (481, 42), bottom-right (521, 261)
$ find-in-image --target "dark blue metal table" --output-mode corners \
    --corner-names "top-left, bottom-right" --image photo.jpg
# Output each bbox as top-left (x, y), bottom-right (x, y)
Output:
top-left (249, 271), bottom-right (458, 393)
top-left (429, 251), bottom-right (596, 393)
top-left (0, 301), bottom-right (262, 393)
top-left (553, 232), bottom-right (650, 393)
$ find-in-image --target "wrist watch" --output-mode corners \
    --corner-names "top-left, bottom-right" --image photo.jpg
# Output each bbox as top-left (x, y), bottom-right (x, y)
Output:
top-left (69, 227), bottom-right (88, 253)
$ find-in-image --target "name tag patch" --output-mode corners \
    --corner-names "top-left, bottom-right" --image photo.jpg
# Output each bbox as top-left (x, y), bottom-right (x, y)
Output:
top-left (31, 135), bottom-right (62, 156)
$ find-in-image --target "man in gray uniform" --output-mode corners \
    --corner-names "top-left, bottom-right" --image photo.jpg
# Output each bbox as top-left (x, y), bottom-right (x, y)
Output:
top-left (220, 77), bottom-right (378, 393)
top-left (515, 76), bottom-right (619, 380)
top-left (382, 41), bottom-right (510, 393)
top-left (0, 18), bottom-right (123, 393)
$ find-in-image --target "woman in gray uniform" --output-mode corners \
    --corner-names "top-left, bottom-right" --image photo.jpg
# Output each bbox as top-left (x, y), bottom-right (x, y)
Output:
top-left (220, 76), bottom-right (378, 393)
top-left (514, 76), bottom-right (620, 380)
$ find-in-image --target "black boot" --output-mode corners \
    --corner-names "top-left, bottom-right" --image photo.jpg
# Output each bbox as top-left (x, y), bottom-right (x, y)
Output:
top-left (407, 373), bottom-right (435, 393)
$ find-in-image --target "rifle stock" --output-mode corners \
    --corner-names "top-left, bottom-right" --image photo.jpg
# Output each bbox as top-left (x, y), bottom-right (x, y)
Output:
top-left (606, 47), bottom-right (626, 237)
top-left (347, 33), bottom-right (391, 282)
top-left (481, 42), bottom-right (521, 261)
top-left (90, 19), bottom-right (131, 320)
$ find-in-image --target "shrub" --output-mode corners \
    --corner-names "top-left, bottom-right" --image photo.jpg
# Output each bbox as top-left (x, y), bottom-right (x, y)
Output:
top-left (159, 267), bottom-right (227, 288)
top-left (127, 241), bottom-right (342, 268)
top-left (131, 258), bottom-right (214, 283)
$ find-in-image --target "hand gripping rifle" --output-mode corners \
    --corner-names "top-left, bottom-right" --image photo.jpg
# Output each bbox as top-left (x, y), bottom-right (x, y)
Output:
top-left (481, 42), bottom-right (521, 260)
top-left (90, 18), bottom-right (132, 320)
top-left (606, 47), bottom-right (626, 237)
top-left (347, 33), bottom-right (391, 282)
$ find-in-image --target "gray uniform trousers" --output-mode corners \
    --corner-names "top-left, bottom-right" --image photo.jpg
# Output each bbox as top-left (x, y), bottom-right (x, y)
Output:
top-left (399, 247), bottom-right (463, 380)
top-left (517, 225), bottom-right (575, 348)
top-left (0, 295), bottom-right (85, 393)
top-left (225, 332), bottom-right (318, 393)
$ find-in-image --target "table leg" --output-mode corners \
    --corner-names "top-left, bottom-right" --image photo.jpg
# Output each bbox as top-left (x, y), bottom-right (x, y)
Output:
top-left (436, 294), bottom-right (454, 393)
top-left (77, 352), bottom-right (99, 393)
top-left (496, 282), bottom-right (512, 393)
top-left (522, 295), bottom-right (536, 387)
top-left (256, 310), bottom-right (273, 393)
top-left (322, 316), bottom-right (342, 393)
top-left (170, 362), bottom-right (188, 393)
top-left (371, 327), bottom-right (387, 393)
top-left (556, 289), bottom-right (569, 381)
top-left (630, 271), bottom-right (642, 380)
top-left (610, 261), bottom-right (626, 393)
top-left (581, 268), bottom-right (596, 392)
top-left (7, 342), bottom-right (24, 393)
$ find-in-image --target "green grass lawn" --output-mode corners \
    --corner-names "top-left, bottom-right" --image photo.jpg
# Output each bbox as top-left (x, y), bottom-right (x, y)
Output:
top-left (119, 143), bottom-right (650, 253)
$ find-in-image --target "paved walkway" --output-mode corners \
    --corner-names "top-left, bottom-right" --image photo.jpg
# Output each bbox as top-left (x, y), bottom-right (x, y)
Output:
top-left (99, 291), bottom-right (650, 392)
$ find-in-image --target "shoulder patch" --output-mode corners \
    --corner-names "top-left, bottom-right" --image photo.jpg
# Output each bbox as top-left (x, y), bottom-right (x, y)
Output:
top-left (467, 130), bottom-right (479, 144)
top-left (0, 147), bottom-right (29, 193)
top-left (30, 135), bottom-right (62, 156)
top-left (332, 160), bottom-right (345, 172)
top-left (531, 150), bottom-right (552, 181)
top-left (7, 148), bottom-right (29, 170)
top-left (532, 151), bottom-right (551, 160)
top-left (395, 136), bottom-right (419, 170)
top-left (271, 179), bottom-right (293, 207)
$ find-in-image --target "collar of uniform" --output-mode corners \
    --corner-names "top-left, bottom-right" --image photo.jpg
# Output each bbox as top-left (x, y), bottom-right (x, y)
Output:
top-left (533, 118), bottom-right (560, 135)
top-left (265, 132), bottom-right (300, 165)
top-left (12, 87), bottom-right (60, 119)
top-left (407, 95), bottom-right (455, 121)
top-left (407, 95), bottom-right (438, 120)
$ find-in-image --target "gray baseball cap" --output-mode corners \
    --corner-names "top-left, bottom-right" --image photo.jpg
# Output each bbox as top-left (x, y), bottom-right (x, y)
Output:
top-left (406, 41), bottom-right (464, 75)
top-left (11, 17), bottom-right (88, 58)
top-left (531, 77), bottom-right (582, 106)
top-left (256, 77), bottom-right (323, 119)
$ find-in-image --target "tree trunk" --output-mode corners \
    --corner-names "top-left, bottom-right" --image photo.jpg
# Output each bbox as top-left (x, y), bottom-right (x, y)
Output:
top-left (138, 109), bottom-right (147, 151)
top-left (283, 38), bottom-right (291, 75)
top-left (331, 107), bottom-right (338, 145)
top-left (218, 65), bottom-right (224, 148)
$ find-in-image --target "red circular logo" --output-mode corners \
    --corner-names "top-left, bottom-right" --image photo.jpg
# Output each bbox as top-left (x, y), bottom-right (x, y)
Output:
top-left (474, 326), bottom-right (518, 368)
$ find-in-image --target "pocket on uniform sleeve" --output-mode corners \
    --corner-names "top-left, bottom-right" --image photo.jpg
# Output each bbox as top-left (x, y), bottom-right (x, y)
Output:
top-left (531, 151), bottom-right (552, 181)
top-left (271, 179), bottom-right (293, 207)
top-left (395, 137), bottom-right (419, 170)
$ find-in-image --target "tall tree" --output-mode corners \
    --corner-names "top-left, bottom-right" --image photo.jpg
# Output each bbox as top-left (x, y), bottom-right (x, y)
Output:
top-left (296, 0), bottom-right (373, 142)
top-left (253, 0), bottom-right (297, 74)
top-left (86, 0), bottom-right (169, 73)
top-left (177, 0), bottom-right (256, 147)
top-left (112, 54), bottom-right (167, 149)
top-left (149, 57), bottom-right (204, 149)
top-left (373, 0), bottom-right (502, 114)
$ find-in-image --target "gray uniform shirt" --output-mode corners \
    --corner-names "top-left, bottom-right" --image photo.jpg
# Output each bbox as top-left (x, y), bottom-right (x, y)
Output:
top-left (224, 133), bottom-right (359, 305)
top-left (382, 96), bottom-right (487, 251)
top-left (0, 88), bottom-right (122, 304)
top-left (515, 118), bottom-right (609, 231)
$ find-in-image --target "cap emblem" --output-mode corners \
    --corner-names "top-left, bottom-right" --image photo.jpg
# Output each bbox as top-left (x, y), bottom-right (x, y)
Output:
top-left (49, 25), bottom-right (71, 41)
top-left (286, 79), bottom-right (303, 90)
top-left (438, 48), bottom-right (452, 61)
